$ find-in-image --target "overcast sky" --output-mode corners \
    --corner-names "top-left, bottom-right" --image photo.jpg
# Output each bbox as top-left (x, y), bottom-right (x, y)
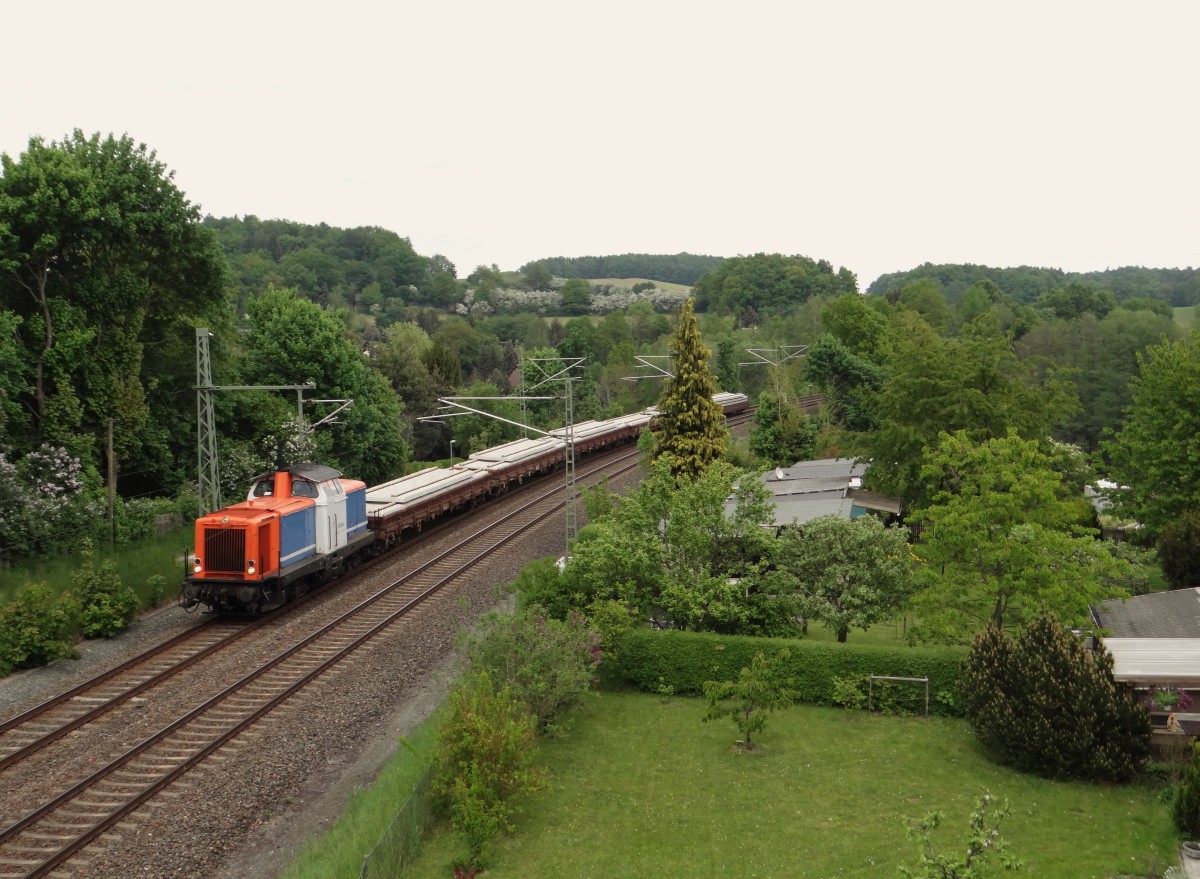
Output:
top-left (4, 1), bottom-right (1197, 288)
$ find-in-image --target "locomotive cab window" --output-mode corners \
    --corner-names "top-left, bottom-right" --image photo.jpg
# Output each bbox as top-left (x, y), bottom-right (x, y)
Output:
top-left (252, 479), bottom-right (274, 497)
top-left (291, 478), bottom-right (318, 498)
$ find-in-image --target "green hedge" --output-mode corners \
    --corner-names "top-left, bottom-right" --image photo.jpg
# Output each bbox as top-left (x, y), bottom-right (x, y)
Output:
top-left (617, 629), bottom-right (968, 717)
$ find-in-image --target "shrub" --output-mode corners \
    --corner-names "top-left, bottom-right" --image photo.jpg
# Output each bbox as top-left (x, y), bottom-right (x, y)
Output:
top-left (465, 606), bottom-right (601, 729)
top-left (959, 613), bottom-right (1151, 782)
top-left (584, 598), bottom-right (639, 665)
top-left (73, 541), bottom-right (140, 639)
top-left (1174, 742), bottom-right (1200, 837)
top-left (1158, 511), bottom-right (1200, 589)
top-left (618, 629), bottom-right (965, 716)
top-left (510, 557), bottom-right (574, 618)
top-left (434, 670), bottom-right (544, 866)
top-left (0, 582), bottom-right (78, 673)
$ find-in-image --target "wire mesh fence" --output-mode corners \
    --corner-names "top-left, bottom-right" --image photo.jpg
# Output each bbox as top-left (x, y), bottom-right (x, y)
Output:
top-left (359, 767), bottom-right (435, 879)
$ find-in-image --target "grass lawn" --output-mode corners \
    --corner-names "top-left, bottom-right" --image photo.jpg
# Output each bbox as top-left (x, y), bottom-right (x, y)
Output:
top-left (405, 691), bottom-right (1178, 879)
top-left (0, 525), bottom-right (193, 608)
top-left (1174, 305), bottom-right (1196, 329)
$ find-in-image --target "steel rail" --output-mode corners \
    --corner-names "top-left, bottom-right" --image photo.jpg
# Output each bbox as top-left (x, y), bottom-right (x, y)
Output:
top-left (0, 449), bottom-right (640, 878)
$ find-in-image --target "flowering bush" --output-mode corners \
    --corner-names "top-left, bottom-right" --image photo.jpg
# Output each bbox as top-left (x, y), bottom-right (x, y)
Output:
top-left (1146, 686), bottom-right (1193, 712)
top-left (0, 445), bottom-right (103, 558)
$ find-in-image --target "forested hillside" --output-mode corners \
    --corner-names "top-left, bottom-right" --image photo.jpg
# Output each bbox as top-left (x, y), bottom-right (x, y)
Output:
top-left (870, 262), bottom-right (1200, 306)
top-left (203, 215), bottom-right (460, 320)
top-left (524, 253), bottom-right (724, 285)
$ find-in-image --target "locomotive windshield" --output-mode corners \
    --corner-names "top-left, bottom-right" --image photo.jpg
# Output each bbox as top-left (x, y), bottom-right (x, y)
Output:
top-left (251, 478), bottom-right (274, 497)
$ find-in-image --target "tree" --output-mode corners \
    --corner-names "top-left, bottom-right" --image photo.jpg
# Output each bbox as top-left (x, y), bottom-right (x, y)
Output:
top-left (749, 392), bottom-right (817, 467)
top-left (862, 311), bottom-right (1077, 511)
top-left (561, 457), bottom-right (777, 632)
top-left (899, 791), bottom-right (1021, 879)
top-left (1102, 331), bottom-right (1200, 536)
top-left (244, 287), bottom-right (408, 486)
top-left (1173, 743), bottom-right (1200, 838)
top-left (771, 514), bottom-right (914, 642)
top-left (558, 277), bottom-right (591, 315)
top-left (821, 293), bottom-right (892, 365)
top-left (1156, 510), bottom-right (1200, 589)
top-left (653, 299), bottom-right (727, 480)
top-left (522, 261), bottom-right (553, 291)
top-left (712, 338), bottom-right (742, 393)
top-left (0, 131), bottom-right (227, 483)
top-left (803, 334), bottom-right (883, 432)
top-left (692, 253), bottom-right (856, 318)
top-left (910, 431), bottom-right (1126, 643)
top-left (702, 648), bottom-right (796, 750)
top-left (958, 613), bottom-right (1150, 782)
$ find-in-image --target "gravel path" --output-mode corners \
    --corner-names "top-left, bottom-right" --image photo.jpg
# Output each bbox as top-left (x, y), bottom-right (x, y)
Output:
top-left (0, 462), bottom-right (639, 879)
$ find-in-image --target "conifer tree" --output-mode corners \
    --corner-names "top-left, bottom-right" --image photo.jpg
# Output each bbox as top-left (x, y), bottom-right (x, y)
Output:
top-left (959, 612), bottom-right (1150, 781)
top-left (653, 299), bottom-right (727, 480)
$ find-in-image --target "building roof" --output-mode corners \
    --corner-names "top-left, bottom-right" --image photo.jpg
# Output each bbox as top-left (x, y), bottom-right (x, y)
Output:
top-left (1094, 588), bottom-right (1200, 638)
top-left (1103, 638), bottom-right (1200, 687)
top-left (727, 457), bottom-right (899, 529)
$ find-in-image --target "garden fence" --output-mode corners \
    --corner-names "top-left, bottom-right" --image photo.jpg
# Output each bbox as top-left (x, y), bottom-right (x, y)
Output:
top-left (359, 767), bottom-right (434, 879)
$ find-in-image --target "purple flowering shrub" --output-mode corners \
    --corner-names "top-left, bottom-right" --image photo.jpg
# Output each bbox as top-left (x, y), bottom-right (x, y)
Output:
top-left (0, 445), bottom-right (102, 558)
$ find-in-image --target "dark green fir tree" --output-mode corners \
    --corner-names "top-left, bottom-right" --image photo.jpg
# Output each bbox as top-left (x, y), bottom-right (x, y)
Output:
top-left (653, 299), bottom-right (727, 481)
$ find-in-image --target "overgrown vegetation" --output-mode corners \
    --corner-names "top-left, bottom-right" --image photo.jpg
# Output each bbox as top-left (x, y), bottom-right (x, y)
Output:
top-left (432, 601), bottom-right (604, 867)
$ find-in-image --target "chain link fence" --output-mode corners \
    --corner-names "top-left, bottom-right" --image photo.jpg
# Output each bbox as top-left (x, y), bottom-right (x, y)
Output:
top-left (359, 767), bottom-right (435, 879)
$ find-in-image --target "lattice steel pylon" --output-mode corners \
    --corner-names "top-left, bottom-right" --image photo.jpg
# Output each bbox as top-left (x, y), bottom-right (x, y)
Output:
top-left (195, 328), bottom-right (317, 516)
top-left (525, 357), bottom-right (586, 548)
top-left (196, 329), bottom-right (221, 516)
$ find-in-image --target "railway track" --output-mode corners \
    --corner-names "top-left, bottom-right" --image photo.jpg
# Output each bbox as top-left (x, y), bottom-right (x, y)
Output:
top-left (0, 446), bottom-right (641, 879)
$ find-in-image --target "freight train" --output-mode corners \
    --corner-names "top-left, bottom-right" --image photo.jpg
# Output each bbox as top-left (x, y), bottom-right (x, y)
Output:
top-left (180, 393), bottom-right (750, 613)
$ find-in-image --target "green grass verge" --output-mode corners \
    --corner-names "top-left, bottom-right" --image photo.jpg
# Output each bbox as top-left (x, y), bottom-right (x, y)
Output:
top-left (405, 691), bottom-right (1177, 879)
top-left (279, 709), bottom-right (443, 879)
top-left (1174, 305), bottom-right (1196, 328)
top-left (0, 526), bottom-right (194, 608)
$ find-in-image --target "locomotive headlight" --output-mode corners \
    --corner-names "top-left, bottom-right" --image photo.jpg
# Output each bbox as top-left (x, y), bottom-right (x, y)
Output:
top-left (193, 558), bottom-right (203, 573)
top-left (247, 560), bottom-right (256, 575)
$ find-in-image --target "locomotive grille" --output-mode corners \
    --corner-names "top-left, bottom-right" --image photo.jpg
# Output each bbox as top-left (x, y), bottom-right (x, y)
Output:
top-left (202, 527), bottom-right (246, 574)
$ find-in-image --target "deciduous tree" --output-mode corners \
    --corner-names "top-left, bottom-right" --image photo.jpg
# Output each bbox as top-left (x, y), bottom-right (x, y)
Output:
top-left (0, 131), bottom-right (227, 484)
top-left (911, 431), bottom-right (1127, 643)
top-left (771, 514), bottom-right (914, 642)
top-left (702, 648), bottom-right (796, 750)
top-left (862, 312), bottom-right (1076, 511)
top-left (1102, 330), bottom-right (1200, 535)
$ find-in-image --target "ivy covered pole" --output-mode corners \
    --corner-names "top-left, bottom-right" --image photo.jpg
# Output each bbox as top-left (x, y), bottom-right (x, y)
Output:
top-left (653, 299), bottom-right (727, 481)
